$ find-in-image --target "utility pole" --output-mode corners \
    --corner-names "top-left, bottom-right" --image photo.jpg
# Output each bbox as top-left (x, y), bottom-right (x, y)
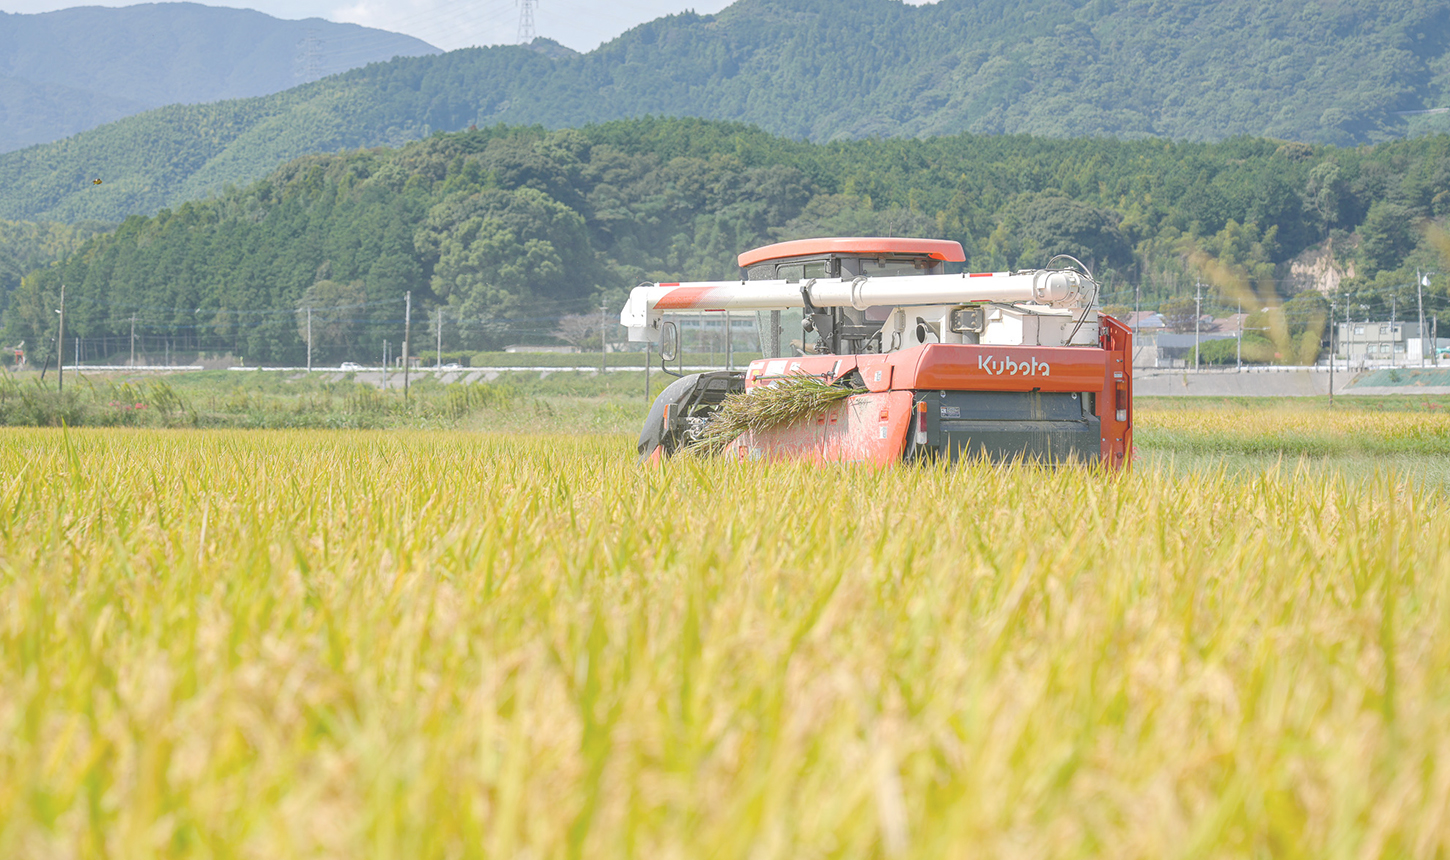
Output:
top-left (56, 283), bottom-right (64, 393)
top-left (403, 290), bottom-right (412, 400)
top-left (600, 304), bottom-right (607, 374)
top-left (130, 313), bottom-right (137, 367)
top-left (645, 342), bottom-right (651, 399)
top-left (1328, 297), bottom-right (1335, 407)
top-left (1390, 293), bottom-right (1397, 368)
top-left (1193, 280), bottom-right (1204, 371)
top-left (1133, 281), bottom-right (1141, 338)
top-left (725, 312), bottom-right (733, 371)
top-left (1361, 304), bottom-right (1370, 370)
top-left (1418, 270), bottom-right (1429, 367)
top-left (1236, 299), bottom-right (1242, 372)
top-left (1345, 300), bottom-right (1351, 372)
top-left (306, 307), bottom-right (313, 372)
top-left (436, 307), bottom-right (443, 368)
top-left (382, 340), bottom-right (388, 387)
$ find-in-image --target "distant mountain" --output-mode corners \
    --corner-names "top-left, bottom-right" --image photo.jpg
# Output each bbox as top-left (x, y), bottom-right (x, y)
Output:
top-left (0, 2), bottom-right (439, 153)
top-left (3, 0), bottom-right (1449, 223)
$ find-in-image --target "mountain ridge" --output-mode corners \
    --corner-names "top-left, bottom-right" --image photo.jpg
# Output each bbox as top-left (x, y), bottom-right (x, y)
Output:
top-left (3, 0), bottom-right (1450, 224)
top-left (0, 2), bottom-right (439, 153)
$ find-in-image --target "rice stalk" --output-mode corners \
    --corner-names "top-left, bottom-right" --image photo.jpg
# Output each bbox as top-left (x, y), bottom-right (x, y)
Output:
top-left (690, 373), bottom-right (855, 453)
top-left (4, 415), bottom-right (1450, 857)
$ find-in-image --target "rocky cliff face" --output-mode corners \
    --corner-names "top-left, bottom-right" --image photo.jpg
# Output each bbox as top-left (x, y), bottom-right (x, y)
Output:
top-left (1286, 240), bottom-right (1355, 295)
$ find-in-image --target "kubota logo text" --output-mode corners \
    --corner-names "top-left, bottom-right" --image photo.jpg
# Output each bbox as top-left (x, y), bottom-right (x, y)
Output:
top-left (978, 355), bottom-right (1050, 376)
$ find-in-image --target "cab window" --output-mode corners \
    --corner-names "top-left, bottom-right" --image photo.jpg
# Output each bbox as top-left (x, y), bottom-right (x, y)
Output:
top-left (859, 257), bottom-right (934, 276)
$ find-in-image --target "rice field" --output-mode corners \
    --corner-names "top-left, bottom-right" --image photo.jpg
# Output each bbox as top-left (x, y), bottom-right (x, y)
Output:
top-left (2, 405), bottom-right (1450, 858)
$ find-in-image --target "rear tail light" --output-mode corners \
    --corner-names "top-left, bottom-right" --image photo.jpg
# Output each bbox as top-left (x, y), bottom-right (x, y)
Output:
top-left (915, 401), bottom-right (928, 446)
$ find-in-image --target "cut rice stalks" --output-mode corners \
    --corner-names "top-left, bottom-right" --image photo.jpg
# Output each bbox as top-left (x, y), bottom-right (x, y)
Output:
top-left (691, 373), bottom-right (856, 454)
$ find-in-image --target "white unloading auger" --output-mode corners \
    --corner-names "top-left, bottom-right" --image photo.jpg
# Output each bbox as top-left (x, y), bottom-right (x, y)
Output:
top-left (619, 269), bottom-right (1091, 342)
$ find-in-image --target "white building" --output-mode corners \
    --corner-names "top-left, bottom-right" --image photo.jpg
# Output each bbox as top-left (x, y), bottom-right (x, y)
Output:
top-left (1337, 321), bottom-right (1424, 362)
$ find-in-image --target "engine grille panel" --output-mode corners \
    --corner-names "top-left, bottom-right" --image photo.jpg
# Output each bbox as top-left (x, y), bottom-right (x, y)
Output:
top-left (919, 390), bottom-right (1101, 463)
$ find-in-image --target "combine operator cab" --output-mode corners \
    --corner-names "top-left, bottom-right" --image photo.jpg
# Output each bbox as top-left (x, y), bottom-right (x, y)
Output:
top-left (625, 237), bottom-right (1132, 469)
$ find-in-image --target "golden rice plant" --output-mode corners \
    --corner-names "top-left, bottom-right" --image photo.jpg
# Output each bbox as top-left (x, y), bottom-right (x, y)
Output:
top-left (1, 422), bottom-right (1448, 858)
top-left (1137, 402), bottom-right (1450, 456)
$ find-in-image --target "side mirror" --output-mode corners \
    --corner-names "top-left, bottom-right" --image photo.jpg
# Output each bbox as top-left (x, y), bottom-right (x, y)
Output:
top-left (659, 320), bottom-right (680, 363)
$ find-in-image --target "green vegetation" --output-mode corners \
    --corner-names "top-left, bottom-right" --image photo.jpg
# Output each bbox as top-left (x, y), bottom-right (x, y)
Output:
top-left (0, 4), bottom-right (437, 154)
top-left (0, 219), bottom-right (111, 331)
top-left (4, 0), bottom-right (1450, 222)
top-left (1190, 335), bottom-right (1274, 366)
top-left (5, 414), bottom-right (1450, 856)
top-left (7, 119), bottom-right (1450, 366)
top-left (0, 368), bottom-right (673, 432)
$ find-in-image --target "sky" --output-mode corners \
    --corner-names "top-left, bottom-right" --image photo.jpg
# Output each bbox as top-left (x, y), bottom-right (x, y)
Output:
top-left (0, 0), bottom-right (744, 53)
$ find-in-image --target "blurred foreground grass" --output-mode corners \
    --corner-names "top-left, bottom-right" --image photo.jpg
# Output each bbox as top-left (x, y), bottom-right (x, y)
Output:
top-left (2, 424), bottom-right (1449, 858)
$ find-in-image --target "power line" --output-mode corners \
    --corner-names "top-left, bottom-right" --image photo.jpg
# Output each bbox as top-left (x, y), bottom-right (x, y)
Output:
top-left (330, 0), bottom-right (518, 52)
top-left (339, 0), bottom-right (512, 34)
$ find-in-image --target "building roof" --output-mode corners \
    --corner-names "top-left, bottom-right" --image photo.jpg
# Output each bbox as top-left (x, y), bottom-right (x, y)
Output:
top-left (1126, 311), bottom-right (1166, 329)
top-left (1211, 313), bottom-right (1249, 332)
top-left (738, 237), bottom-right (966, 268)
top-left (1338, 320), bottom-right (1423, 336)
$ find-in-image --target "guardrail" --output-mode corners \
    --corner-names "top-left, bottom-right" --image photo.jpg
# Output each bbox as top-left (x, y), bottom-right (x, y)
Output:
top-left (61, 365), bottom-right (205, 372)
top-left (225, 365), bottom-right (729, 373)
top-left (1139, 359), bottom-right (1448, 373)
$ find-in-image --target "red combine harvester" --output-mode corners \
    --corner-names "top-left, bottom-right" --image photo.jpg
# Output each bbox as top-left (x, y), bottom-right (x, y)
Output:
top-left (623, 237), bottom-right (1132, 468)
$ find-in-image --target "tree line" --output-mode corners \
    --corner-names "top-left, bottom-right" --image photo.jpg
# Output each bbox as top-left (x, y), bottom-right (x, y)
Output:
top-left (5, 117), bottom-right (1450, 366)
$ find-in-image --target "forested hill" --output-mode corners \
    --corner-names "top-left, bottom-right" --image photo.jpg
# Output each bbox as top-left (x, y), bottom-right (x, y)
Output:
top-left (6, 119), bottom-right (1450, 367)
top-left (0, 3), bottom-right (439, 154)
top-left (3, 0), bottom-right (1449, 224)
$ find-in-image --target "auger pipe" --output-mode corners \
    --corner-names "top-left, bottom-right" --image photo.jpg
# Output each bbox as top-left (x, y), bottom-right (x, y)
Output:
top-left (620, 269), bottom-right (1089, 342)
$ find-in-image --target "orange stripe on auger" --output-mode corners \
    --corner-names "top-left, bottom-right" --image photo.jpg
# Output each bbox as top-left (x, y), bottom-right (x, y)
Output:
top-left (654, 286), bottom-right (718, 309)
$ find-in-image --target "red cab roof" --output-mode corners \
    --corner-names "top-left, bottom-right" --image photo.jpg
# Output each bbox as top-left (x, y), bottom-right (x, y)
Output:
top-left (738, 237), bottom-right (966, 268)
